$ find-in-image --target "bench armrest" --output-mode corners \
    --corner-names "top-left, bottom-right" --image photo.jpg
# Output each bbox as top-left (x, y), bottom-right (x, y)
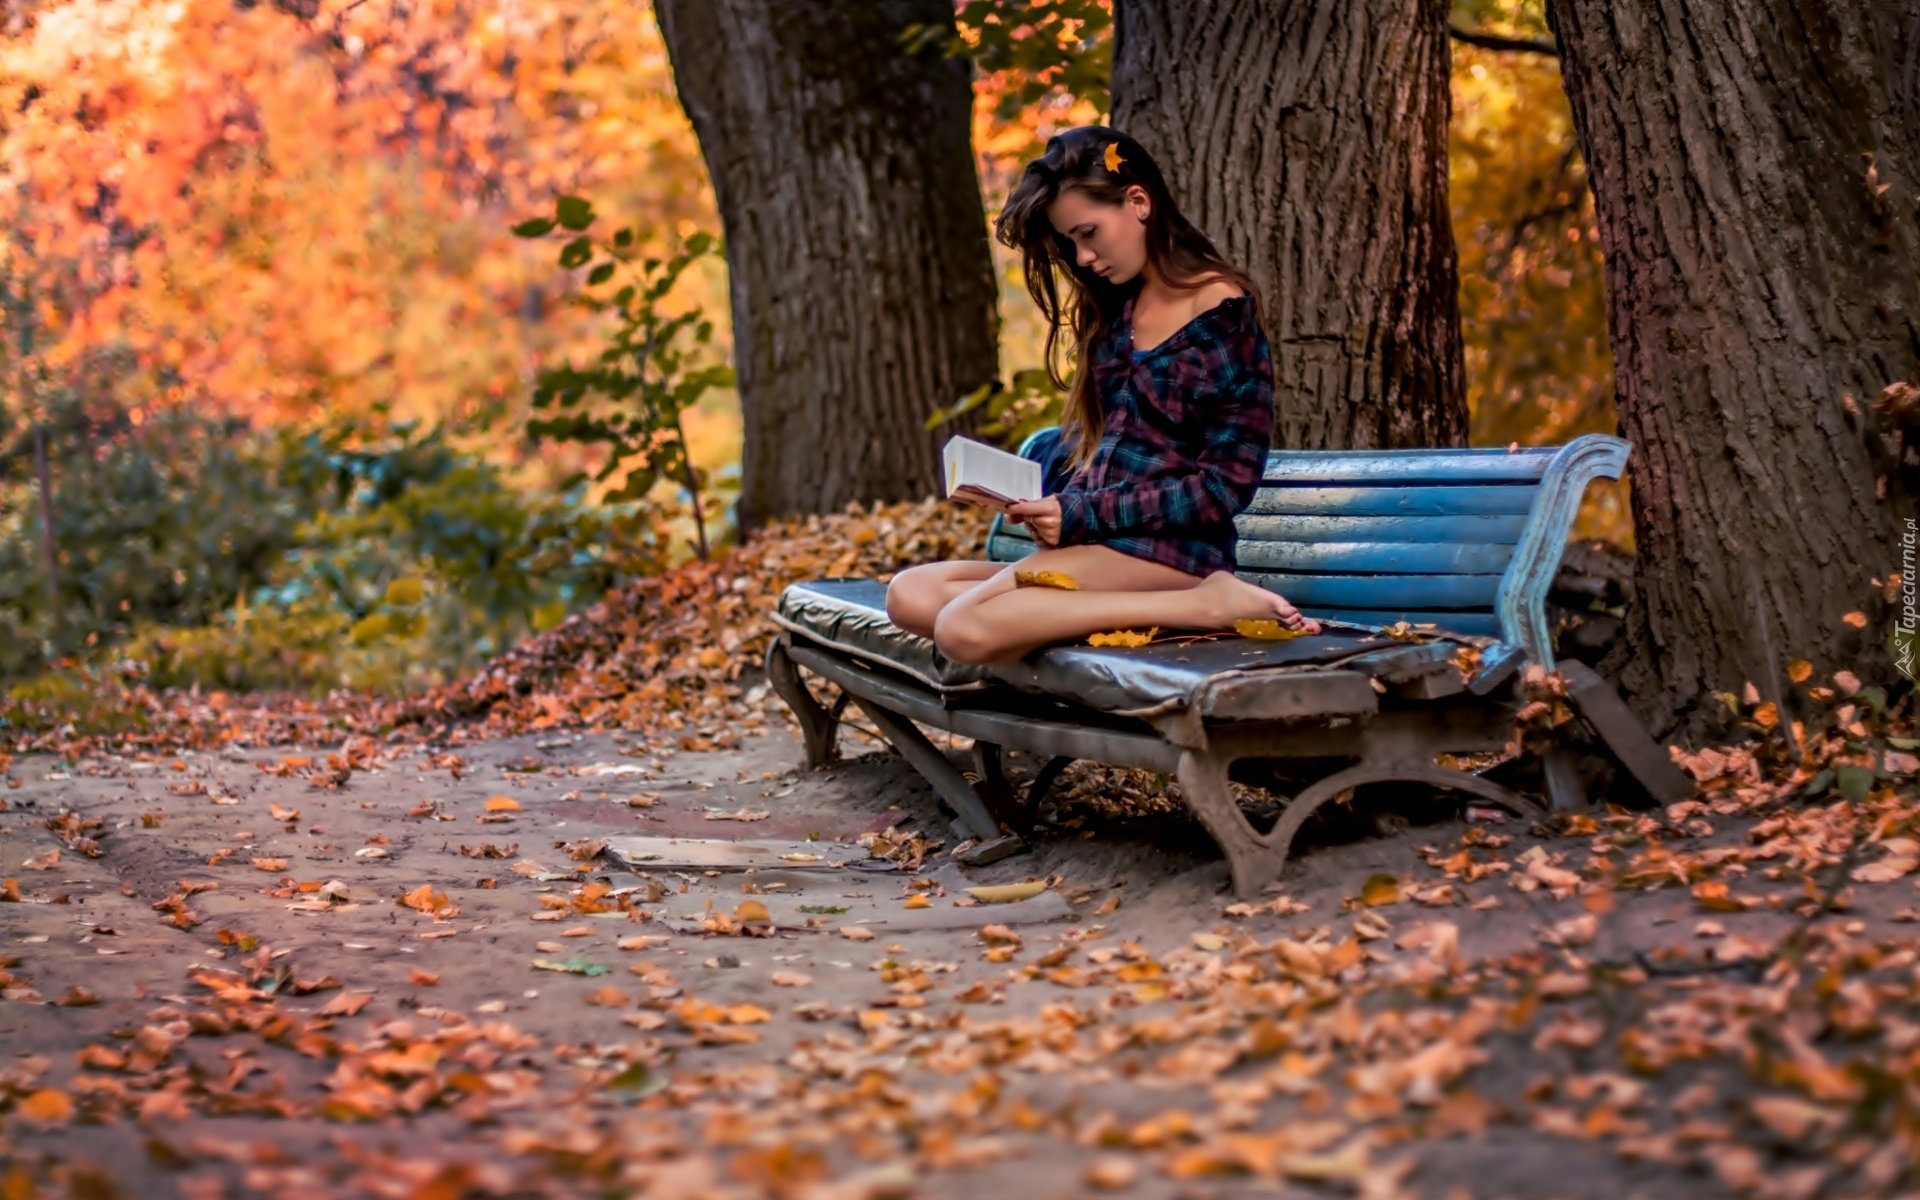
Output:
top-left (1495, 433), bottom-right (1630, 669)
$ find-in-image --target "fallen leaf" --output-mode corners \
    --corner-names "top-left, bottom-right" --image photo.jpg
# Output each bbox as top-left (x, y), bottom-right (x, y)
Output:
top-left (1750, 1095), bottom-right (1841, 1141)
top-left (252, 857), bottom-right (289, 872)
top-left (397, 884), bottom-right (450, 913)
top-left (531, 957), bottom-right (611, 976)
top-left (1015, 569), bottom-right (1080, 590)
top-left (840, 926), bottom-right (876, 941)
top-left (22, 850), bottom-right (57, 871)
top-left (1085, 1156), bottom-right (1139, 1190)
top-left (1850, 848), bottom-right (1912, 883)
top-left (1234, 618), bottom-right (1305, 640)
top-left (1088, 628), bottom-right (1157, 647)
top-left (1692, 880), bottom-right (1757, 912)
top-left (771, 971), bottom-right (811, 987)
top-left (484, 796), bottom-right (522, 813)
top-left (409, 969), bottom-right (440, 986)
top-left (17, 1089), bottom-right (72, 1126)
top-left (319, 991), bottom-right (373, 1017)
top-left (1359, 873), bottom-right (1401, 907)
top-left (966, 881), bottom-right (1047, 903)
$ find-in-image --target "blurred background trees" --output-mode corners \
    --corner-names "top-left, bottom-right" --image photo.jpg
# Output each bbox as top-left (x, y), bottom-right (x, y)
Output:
top-left (0, 0), bottom-right (1664, 703)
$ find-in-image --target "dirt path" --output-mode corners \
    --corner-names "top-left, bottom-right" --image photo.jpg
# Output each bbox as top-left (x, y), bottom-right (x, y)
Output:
top-left (0, 726), bottom-right (1911, 1199)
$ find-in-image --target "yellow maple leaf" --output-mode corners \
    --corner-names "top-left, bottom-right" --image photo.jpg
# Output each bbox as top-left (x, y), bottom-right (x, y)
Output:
top-left (1015, 568), bottom-right (1080, 590)
top-left (1234, 618), bottom-right (1304, 640)
top-left (1103, 142), bottom-right (1124, 173)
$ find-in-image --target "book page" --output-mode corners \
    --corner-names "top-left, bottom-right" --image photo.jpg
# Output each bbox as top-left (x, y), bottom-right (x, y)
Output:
top-left (943, 437), bottom-right (1041, 508)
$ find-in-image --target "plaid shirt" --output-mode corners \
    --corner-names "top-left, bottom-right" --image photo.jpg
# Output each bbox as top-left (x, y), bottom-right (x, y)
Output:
top-left (1050, 291), bottom-right (1274, 576)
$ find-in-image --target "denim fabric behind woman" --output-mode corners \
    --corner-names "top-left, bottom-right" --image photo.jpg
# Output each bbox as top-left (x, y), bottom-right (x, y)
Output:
top-left (1022, 426), bottom-right (1080, 498)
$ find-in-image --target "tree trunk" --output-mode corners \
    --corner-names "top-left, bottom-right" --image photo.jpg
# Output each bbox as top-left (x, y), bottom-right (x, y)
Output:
top-left (32, 421), bottom-right (57, 606)
top-left (655, 0), bottom-right (1000, 530)
top-left (1551, 0), bottom-right (1920, 738)
top-left (1109, 0), bottom-right (1466, 450)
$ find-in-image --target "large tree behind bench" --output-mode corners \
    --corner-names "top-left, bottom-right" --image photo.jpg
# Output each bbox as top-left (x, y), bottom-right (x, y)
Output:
top-left (655, 0), bottom-right (999, 530)
top-left (1552, 0), bottom-right (1920, 736)
top-left (1109, 0), bottom-right (1467, 450)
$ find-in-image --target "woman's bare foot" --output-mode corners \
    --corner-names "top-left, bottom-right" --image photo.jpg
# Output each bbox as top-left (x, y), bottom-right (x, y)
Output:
top-left (1190, 572), bottom-right (1322, 633)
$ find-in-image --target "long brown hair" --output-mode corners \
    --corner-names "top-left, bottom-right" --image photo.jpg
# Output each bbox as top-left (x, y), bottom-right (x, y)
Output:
top-left (993, 126), bottom-right (1258, 469)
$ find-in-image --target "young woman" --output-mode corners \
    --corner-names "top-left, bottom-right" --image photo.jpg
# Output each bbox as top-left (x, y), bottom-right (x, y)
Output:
top-left (886, 126), bottom-right (1319, 666)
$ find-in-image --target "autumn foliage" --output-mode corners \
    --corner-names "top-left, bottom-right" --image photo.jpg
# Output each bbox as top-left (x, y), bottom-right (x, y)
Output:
top-left (0, 0), bottom-right (715, 430)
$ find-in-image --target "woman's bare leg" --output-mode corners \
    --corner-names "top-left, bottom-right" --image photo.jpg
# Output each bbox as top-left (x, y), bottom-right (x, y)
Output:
top-left (885, 561), bottom-right (1002, 639)
top-left (932, 545), bottom-right (1319, 665)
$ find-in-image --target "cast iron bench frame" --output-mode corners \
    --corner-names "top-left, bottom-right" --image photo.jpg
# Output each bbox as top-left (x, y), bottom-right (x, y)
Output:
top-left (765, 431), bottom-right (1688, 897)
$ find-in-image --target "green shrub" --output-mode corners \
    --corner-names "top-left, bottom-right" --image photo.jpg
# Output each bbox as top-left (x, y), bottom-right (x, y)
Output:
top-left (1, 410), bottom-right (672, 696)
top-left (0, 406), bottom-right (312, 677)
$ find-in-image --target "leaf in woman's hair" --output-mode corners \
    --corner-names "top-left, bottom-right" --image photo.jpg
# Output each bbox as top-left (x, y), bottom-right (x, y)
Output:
top-left (1088, 628), bottom-right (1157, 648)
top-left (1233, 618), bottom-right (1305, 640)
top-left (1015, 569), bottom-right (1080, 590)
top-left (1103, 143), bottom-right (1124, 173)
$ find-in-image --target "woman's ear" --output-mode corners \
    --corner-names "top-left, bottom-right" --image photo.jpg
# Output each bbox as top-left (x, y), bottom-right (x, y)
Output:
top-left (1126, 184), bottom-right (1152, 222)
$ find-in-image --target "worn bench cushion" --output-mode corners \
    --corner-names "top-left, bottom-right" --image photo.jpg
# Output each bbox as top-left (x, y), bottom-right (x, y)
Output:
top-left (771, 579), bottom-right (999, 692)
top-left (773, 578), bottom-right (1412, 719)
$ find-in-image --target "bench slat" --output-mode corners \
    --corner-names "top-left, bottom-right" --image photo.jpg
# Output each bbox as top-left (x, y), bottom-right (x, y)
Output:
top-left (1236, 540), bottom-right (1516, 575)
top-left (1234, 512), bottom-right (1531, 545)
top-left (1243, 484), bottom-right (1541, 517)
top-left (1261, 447), bottom-right (1559, 485)
top-left (1245, 572), bottom-right (1503, 610)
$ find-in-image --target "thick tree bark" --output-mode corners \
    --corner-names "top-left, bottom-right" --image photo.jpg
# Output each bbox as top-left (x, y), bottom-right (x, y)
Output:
top-left (1110, 0), bottom-right (1467, 450)
top-left (1551, 0), bottom-right (1920, 738)
top-left (655, 0), bottom-right (1000, 530)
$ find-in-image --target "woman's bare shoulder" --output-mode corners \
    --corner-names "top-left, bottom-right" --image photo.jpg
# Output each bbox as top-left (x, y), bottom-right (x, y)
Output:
top-left (1191, 276), bottom-right (1246, 310)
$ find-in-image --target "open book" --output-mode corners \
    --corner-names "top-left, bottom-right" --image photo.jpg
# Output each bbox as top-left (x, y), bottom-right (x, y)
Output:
top-left (943, 436), bottom-right (1042, 510)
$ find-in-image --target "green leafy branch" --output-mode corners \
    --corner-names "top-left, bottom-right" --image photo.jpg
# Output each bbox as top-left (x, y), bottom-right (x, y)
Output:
top-left (512, 197), bottom-right (732, 561)
top-left (926, 366), bottom-right (1070, 449)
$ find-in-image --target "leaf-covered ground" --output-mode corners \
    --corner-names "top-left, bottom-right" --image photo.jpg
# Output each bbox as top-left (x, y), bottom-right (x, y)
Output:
top-left (2, 502), bottom-right (1915, 1198)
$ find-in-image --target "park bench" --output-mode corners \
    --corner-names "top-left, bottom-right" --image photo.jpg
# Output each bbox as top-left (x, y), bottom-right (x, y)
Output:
top-left (764, 429), bottom-right (1690, 897)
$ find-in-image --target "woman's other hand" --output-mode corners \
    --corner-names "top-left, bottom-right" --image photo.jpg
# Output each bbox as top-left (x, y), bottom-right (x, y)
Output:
top-left (1004, 496), bottom-right (1063, 547)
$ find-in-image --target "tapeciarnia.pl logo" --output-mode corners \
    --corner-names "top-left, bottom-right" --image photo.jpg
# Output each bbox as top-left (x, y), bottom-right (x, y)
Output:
top-left (1898, 517), bottom-right (1917, 681)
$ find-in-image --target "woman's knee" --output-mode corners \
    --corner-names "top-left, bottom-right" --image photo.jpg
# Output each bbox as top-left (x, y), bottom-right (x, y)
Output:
top-left (932, 605), bottom-right (998, 665)
top-left (886, 564), bottom-right (953, 636)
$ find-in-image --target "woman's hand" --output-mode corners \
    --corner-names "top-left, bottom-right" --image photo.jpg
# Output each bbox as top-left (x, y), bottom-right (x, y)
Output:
top-left (1004, 496), bottom-right (1063, 547)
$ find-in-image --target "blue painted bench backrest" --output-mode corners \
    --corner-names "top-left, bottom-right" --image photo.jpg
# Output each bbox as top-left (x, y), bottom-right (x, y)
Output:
top-left (984, 430), bottom-right (1630, 669)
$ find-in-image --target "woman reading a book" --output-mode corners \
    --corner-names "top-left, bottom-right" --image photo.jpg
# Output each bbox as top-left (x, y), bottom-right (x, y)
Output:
top-left (887, 126), bottom-right (1319, 666)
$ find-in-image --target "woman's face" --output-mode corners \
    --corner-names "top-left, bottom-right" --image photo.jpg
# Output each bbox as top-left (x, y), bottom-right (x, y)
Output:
top-left (1047, 184), bottom-right (1151, 285)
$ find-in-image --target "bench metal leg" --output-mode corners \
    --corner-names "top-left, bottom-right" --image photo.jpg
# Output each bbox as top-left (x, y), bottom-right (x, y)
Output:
top-left (1026, 755), bottom-right (1074, 817)
top-left (971, 741), bottom-right (1042, 837)
top-left (846, 697), bottom-right (1019, 851)
top-left (1541, 745), bottom-right (1590, 813)
top-left (1179, 736), bottom-right (1543, 900)
top-left (765, 637), bottom-right (842, 768)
